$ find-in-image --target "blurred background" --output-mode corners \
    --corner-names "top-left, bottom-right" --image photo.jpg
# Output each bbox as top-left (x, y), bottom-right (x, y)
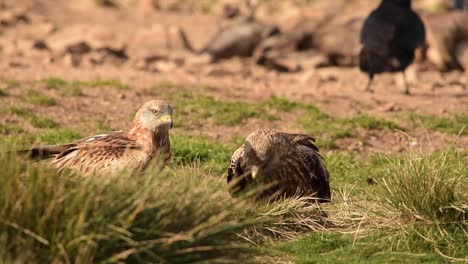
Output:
top-left (1, 0), bottom-right (467, 74)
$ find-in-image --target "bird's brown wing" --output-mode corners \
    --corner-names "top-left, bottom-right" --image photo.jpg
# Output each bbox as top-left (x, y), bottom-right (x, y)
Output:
top-left (52, 132), bottom-right (143, 176)
top-left (227, 145), bottom-right (252, 196)
top-left (281, 133), bottom-right (319, 153)
top-left (286, 133), bottom-right (331, 202)
top-left (17, 144), bottom-right (77, 159)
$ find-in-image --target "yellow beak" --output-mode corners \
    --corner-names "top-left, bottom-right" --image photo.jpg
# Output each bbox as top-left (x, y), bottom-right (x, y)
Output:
top-left (251, 166), bottom-right (259, 179)
top-left (160, 115), bottom-right (173, 128)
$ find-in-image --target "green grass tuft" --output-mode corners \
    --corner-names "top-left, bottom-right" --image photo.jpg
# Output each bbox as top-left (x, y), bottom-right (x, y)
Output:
top-left (0, 124), bottom-right (24, 135)
top-left (343, 114), bottom-right (399, 130)
top-left (382, 149), bottom-right (467, 224)
top-left (0, 142), bottom-right (328, 263)
top-left (41, 77), bottom-right (128, 92)
top-left (87, 79), bottom-right (129, 90)
top-left (0, 148), bottom-right (260, 263)
top-left (172, 93), bottom-right (276, 126)
top-left (2, 79), bottom-right (21, 88)
top-left (409, 112), bottom-right (468, 135)
top-left (38, 129), bottom-right (83, 145)
top-left (24, 89), bottom-right (56, 106)
top-left (274, 230), bottom-right (444, 263)
top-left (8, 107), bottom-right (58, 129)
top-left (262, 96), bottom-right (301, 112)
top-left (61, 86), bottom-right (84, 96)
top-left (0, 88), bottom-right (7, 97)
top-left (171, 134), bottom-right (232, 174)
top-left (41, 77), bottom-right (68, 89)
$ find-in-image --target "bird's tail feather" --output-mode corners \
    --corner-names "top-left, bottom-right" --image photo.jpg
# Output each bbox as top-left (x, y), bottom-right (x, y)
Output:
top-left (16, 144), bottom-right (74, 159)
top-left (359, 47), bottom-right (389, 74)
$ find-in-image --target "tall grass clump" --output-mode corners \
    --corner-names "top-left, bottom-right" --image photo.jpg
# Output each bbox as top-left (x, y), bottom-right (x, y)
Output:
top-left (0, 141), bottom-right (330, 263)
top-left (0, 144), bottom-right (262, 263)
top-left (382, 149), bottom-right (466, 224)
top-left (381, 149), bottom-right (467, 260)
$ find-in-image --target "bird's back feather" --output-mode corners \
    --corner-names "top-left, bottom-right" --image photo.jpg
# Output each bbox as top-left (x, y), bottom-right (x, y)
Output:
top-left (227, 131), bottom-right (330, 202)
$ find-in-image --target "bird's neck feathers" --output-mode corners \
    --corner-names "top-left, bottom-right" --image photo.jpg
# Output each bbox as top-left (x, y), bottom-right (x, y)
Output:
top-left (129, 121), bottom-right (170, 155)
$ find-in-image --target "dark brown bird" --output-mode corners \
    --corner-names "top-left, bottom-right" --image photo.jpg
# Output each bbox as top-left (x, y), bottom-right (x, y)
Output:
top-left (21, 100), bottom-right (173, 176)
top-left (227, 129), bottom-right (331, 202)
top-left (359, 0), bottom-right (426, 94)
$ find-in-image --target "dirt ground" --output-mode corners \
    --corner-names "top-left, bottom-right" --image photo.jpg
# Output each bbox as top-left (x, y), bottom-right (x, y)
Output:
top-left (1, 0), bottom-right (467, 155)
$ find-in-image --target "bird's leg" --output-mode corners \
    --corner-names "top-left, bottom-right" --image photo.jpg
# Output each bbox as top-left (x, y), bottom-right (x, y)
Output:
top-left (401, 71), bottom-right (410, 95)
top-left (364, 74), bottom-right (374, 92)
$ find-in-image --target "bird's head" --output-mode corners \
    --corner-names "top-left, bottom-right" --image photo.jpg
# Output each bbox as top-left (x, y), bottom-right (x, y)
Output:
top-left (134, 100), bottom-right (173, 131)
top-left (384, 0), bottom-right (411, 8)
top-left (243, 129), bottom-right (289, 180)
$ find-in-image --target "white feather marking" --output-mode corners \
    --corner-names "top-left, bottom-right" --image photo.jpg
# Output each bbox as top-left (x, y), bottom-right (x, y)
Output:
top-left (85, 134), bottom-right (109, 142)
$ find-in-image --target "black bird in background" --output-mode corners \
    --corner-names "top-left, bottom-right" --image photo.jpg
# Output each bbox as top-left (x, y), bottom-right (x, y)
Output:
top-left (359, 0), bottom-right (425, 94)
top-left (450, 0), bottom-right (468, 11)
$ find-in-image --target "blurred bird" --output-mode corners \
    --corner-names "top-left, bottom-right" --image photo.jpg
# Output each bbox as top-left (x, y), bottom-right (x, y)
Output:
top-left (21, 100), bottom-right (173, 176)
top-left (450, 0), bottom-right (468, 11)
top-left (227, 129), bottom-right (331, 202)
top-left (359, 0), bottom-right (426, 94)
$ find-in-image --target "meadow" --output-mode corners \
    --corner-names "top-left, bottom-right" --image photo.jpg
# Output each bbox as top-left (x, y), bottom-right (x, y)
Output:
top-left (0, 77), bottom-right (466, 263)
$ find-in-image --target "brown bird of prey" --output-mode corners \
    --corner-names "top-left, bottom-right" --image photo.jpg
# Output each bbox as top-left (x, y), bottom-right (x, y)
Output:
top-left (227, 129), bottom-right (331, 202)
top-left (23, 100), bottom-right (173, 176)
top-left (359, 0), bottom-right (425, 94)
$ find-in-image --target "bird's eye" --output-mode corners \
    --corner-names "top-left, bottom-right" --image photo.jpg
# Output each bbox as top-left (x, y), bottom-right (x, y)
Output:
top-left (151, 109), bottom-right (160, 115)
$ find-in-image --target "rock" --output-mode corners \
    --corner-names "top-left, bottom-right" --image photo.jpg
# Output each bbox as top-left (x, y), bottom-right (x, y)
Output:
top-left (45, 24), bottom-right (127, 65)
top-left (129, 24), bottom-right (186, 56)
top-left (199, 17), bottom-right (266, 61)
top-left (377, 103), bottom-right (401, 113)
top-left (456, 41), bottom-right (468, 69)
top-left (421, 11), bottom-right (468, 71)
top-left (313, 13), bottom-right (365, 67)
top-left (0, 9), bottom-right (28, 26)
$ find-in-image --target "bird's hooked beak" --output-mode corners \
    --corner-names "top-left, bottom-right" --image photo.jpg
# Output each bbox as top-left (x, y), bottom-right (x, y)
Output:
top-left (160, 114), bottom-right (173, 129)
top-left (251, 166), bottom-right (259, 179)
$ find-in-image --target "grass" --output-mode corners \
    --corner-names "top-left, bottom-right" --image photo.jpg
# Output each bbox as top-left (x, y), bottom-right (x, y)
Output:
top-left (1, 81), bottom-right (466, 262)
top-left (342, 114), bottom-right (399, 130)
top-left (170, 92), bottom-right (277, 126)
top-left (1, 79), bottom-right (21, 88)
top-left (153, 82), bottom-right (399, 137)
top-left (62, 86), bottom-right (84, 96)
top-left (0, 136), bottom-right (465, 262)
top-left (0, 124), bottom-right (24, 135)
top-left (382, 149), bottom-right (467, 224)
top-left (41, 77), bottom-right (129, 92)
top-left (0, 142), bottom-right (330, 263)
top-left (409, 112), bottom-right (468, 135)
top-left (274, 149), bottom-right (467, 263)
top-left (170, 134), bottom-right (232, 174)
top-left (41, 77), bottom-right (68, 89)
top-left (8, 107), bottom-right (58, 129)
top-left (38, 129), bottom-right (83, 145)
top-left (0, 149), bottom-right (254, 263)
top-left (297, 105), bottom-right (400, 149)
top-left (24, 89), bottom-right (56, 106)
top-left (274, 230), bottom-right (444, 263)
top-left (0, 89), bottom-right (7, 97)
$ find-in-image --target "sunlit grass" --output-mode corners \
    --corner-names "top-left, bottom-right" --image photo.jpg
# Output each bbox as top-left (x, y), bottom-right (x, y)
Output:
top-left (8, 107), bottom-right (58, 129)
top-left (38, 129), bottom-right (83, 145)
top-left (409, 112), bottom-right (468, 135)
top-left (24, 89), bottom-right (56, 106)
top-left (41, 77), bottom-right (129, 91)
top-left (0, 142), bottom-right (330, 263)
top-left (171, 134), bottom-right (231, 174)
